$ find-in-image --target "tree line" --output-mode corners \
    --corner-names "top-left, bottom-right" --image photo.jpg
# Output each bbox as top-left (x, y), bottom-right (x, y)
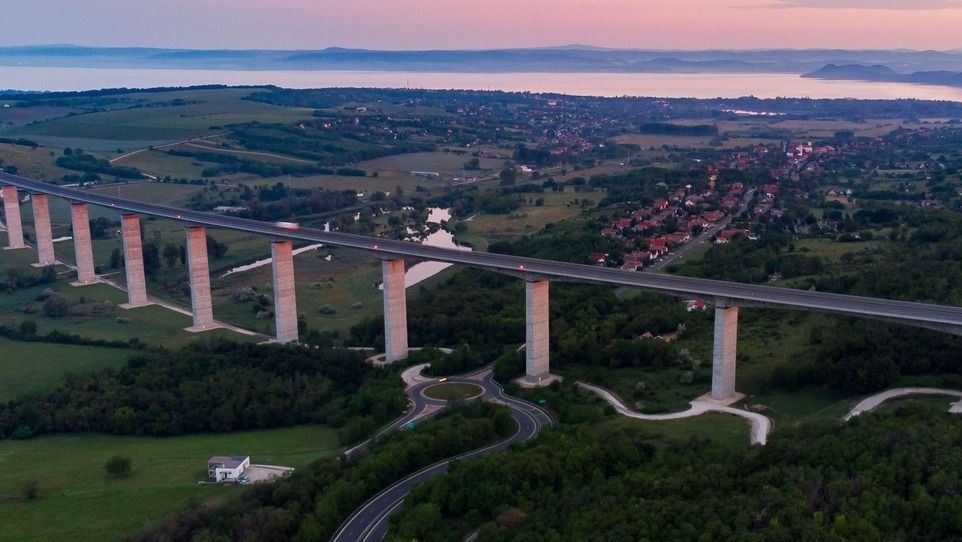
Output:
top-left (0, 340), bottom-right (406, 442)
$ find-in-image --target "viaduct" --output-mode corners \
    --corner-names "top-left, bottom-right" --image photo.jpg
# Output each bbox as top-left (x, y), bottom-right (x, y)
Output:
top-left (4, 172), bottom-right (962, 402)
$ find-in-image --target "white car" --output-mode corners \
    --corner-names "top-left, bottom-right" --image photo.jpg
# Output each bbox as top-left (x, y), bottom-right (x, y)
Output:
top-left (274, 221), bottom-right (300, 230)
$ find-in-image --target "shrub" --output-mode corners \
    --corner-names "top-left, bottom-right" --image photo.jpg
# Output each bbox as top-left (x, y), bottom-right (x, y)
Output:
top-left (104, 456), bottom-right (132, 477)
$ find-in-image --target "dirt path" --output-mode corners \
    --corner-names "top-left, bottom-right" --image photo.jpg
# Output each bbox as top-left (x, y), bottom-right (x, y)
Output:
top-left (843, 387), bottom-right (962, 421)
top-left (181, 141), bottom-right (316, 164)
top-left (109, 134), bottom-right (225, 164)
top-left (577, 381), bottom-right (772, 445)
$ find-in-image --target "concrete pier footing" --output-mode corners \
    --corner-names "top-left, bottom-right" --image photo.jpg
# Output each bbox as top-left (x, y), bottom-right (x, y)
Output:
top-left (69, 203), bottom-right (97, 285)
top-left (184, 225), bottom-right (216, 332)
top-left (119, 213), bottom-right (150, 309)
top-left (382, 258), bottom-right (409, 363)
top-left (711, 303), bottom-right (739, 402)
top-left (1, 185), bottom-right (25, 249)
top-left (271, 240), bottom-right (298, 343)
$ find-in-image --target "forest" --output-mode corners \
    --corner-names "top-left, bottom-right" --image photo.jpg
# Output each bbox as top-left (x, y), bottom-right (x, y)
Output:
top-left (350, 267), bottom-right (696, 374)
top-left (0, 340), bottom-right (406, 443)
top-left (388, 404), bottom-right (962, 541)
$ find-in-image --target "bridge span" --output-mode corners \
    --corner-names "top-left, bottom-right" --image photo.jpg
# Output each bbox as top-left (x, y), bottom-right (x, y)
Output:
top-left (3, 171), bottom-right (962, 401)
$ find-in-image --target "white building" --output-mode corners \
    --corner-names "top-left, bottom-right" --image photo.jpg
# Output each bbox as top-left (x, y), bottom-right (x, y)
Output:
top-left (208, 455), bottom-right (250, 482)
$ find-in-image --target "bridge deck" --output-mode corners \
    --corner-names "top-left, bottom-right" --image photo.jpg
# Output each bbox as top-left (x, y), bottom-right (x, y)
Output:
top-left (3, 171), bottom-right (962, 332)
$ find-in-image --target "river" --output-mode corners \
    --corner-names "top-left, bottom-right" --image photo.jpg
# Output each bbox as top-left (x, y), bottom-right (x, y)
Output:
top-left (399, 207), bottom-right (472, 289)
top-left (3, 66), bottom-right (962, 101)
top-left (220, 209), bottom-right (468, 288)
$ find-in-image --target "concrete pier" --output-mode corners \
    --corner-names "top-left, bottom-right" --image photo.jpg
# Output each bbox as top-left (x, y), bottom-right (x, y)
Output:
top-left (120, 213), bottom-right (150, 309)
top-left (1, 186), bottom-right (25, 249)
top-left (711, 303), bottom-right (739, 402)
top-left (30, 194), bottom-right (56, 267)
top-left (382, 258), bottom-right (409, 363)
top-left (69, 203), bottom-right (96, 285)
top-left (524, 280), bottom-right (551, 385)
top-left (271, 240), bottom-right (298, 343)
top-left (185, 225), bottom-right (215, 331)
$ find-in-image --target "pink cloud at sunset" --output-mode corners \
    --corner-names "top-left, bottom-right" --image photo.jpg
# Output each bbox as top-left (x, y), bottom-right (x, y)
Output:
top-left (2, 0), bottom-right (961, 50)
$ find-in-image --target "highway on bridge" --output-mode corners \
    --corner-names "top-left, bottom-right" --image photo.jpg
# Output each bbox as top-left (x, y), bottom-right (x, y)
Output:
top-left (4, 171), bottom-right (962, 333)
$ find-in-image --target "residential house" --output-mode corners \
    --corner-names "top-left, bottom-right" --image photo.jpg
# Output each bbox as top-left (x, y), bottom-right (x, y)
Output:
top-left (208, 455), bottom-right (251, 483)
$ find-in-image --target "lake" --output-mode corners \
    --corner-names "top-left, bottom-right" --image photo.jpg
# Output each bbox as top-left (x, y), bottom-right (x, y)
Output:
top-left (3, 66), bottom-right (962, 101)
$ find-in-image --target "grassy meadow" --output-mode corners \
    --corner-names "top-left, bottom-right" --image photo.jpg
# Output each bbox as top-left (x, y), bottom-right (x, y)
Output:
top-left (0, 425), bottom-right (341, 542)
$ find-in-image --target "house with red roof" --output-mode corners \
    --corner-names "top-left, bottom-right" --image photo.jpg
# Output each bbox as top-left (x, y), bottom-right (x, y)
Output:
top-left (702, 211), bottom-right (724, 223)
top-left (588, 252), bottom-right (608, 265)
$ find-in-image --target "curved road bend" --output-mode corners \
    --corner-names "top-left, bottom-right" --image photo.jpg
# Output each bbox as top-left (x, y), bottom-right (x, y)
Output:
top-left (333, 367), bottom-right (552, 542)
top-left (4, 173), bottom-right (962, 332)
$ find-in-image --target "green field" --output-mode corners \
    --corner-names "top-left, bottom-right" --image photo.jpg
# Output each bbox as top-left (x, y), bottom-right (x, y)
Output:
top-left (458, 190), bottom-right (605, 246)
top-left (0, 270), bottom-right (252, 349)
top-left (0, 425), bottom-right (341, 542)
top-left (600, 413), bottom-right (750, 451)
top-left (423, 382), bottom-right (484, 400)
top-left (0, 338), bottom-right (132, 403)
top-left (8, 88), bottom-right (314, 150)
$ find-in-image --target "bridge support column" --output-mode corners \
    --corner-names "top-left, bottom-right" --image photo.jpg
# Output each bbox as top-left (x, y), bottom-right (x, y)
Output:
top-left (524, 279), bottom-right (551, 385)
top-left (31, 194), bottom-right (56, 267)
top-left (711, 302), bottom-right (739, 402)
top-left (185, 225), bottom-right (215, 332)
top-left (69, 203), bottom-right (96, 285)
top-left (382, 258), bottom-right (408, 363)
top-left (1, 186), bottom-right (25, 249)
top-left (271, 240), bottom-right (298, 343)
top-left (120, 213), bottom-right (150, 309)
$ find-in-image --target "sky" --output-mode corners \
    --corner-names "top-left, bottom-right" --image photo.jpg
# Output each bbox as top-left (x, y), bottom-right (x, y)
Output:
top-left (3, 0), bottom-right (962, 51)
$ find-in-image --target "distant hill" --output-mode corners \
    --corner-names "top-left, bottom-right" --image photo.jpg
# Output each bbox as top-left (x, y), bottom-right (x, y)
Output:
top-left (804, 63), bottom-right (962, 88)
top-left (1, 45), bottom-right (961, 77)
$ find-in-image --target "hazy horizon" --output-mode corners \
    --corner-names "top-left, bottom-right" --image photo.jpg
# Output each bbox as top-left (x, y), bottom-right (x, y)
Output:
top-left (4, 0), bottom-right (961, 51)
top-left (3, 43), bottom-right (961, 53)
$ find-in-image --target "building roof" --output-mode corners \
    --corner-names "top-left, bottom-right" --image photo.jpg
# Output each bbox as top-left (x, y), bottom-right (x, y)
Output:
top-left (208, 455), bottom-right (249, 469)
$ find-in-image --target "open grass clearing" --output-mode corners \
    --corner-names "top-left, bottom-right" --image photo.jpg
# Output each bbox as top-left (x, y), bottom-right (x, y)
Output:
top-left (11, 88), bottom-right (313, 147)
top-left (460, 190), bottom-right (604, 245)
top-left (0, 142), bottom-right (77, 181)
top-left (0, 337), bottom-right (133, 403)
top-left (358, 151), bottom-right (503, 176)
top-left (599, 414), bottom-right (750, 451)
top-left (0, 278), bottom-right (252, 349)
top-left (0, 425), bottom-right (340, 542)
top-left (423, 383), bottom-right (484, 400)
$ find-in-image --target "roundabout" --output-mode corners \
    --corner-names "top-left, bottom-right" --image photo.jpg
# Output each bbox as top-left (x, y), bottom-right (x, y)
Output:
top-left (422, 382), bottom-right (484, 401)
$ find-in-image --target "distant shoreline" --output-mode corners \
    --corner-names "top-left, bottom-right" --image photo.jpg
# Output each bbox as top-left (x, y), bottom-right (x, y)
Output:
top-left (1, 67), bottom-right (962, 101)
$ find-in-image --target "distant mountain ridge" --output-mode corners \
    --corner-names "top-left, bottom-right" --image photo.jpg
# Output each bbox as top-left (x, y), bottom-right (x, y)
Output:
top-left (804, 64), bottom-right (962, 88)
top-left (0, 45), bottom-right (961, 77)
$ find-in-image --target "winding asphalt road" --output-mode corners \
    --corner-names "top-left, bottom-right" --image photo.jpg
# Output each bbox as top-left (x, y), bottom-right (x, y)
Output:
top-left (332, 366), bottom-right (552, 542)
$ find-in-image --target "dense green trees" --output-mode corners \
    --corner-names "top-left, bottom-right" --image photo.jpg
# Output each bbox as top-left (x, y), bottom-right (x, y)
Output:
top-left (55, 152), bottom-right (142, 179)
top-left (390, 406), bottom-right (962, 541)
top-left (773, 319), bottom-right (962, 393)
top-left (351, 267), bottom-right (699, 378)
top-left (0, 341), bottom-right (406, 440)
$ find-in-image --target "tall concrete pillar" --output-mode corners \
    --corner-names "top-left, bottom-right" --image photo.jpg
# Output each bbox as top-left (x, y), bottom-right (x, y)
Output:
top-left (185, 225), bottom-right (215, 331)
top-left (271, 240), bottom-right (298, 343)
top-left (69, 203), bottom-right (96, 285)
top-left (120, 213), bottom-right (150, 309)
top-left (711, 303), bottom-right (739, 402)
top-left (1, 186), bottom-right (25, 249)
top-left (30, 194), bottom-right (56, 267)
top-left (525, 280), bottom-right (550, 383)
top-left (382, 258), bottom-right (409, 363)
